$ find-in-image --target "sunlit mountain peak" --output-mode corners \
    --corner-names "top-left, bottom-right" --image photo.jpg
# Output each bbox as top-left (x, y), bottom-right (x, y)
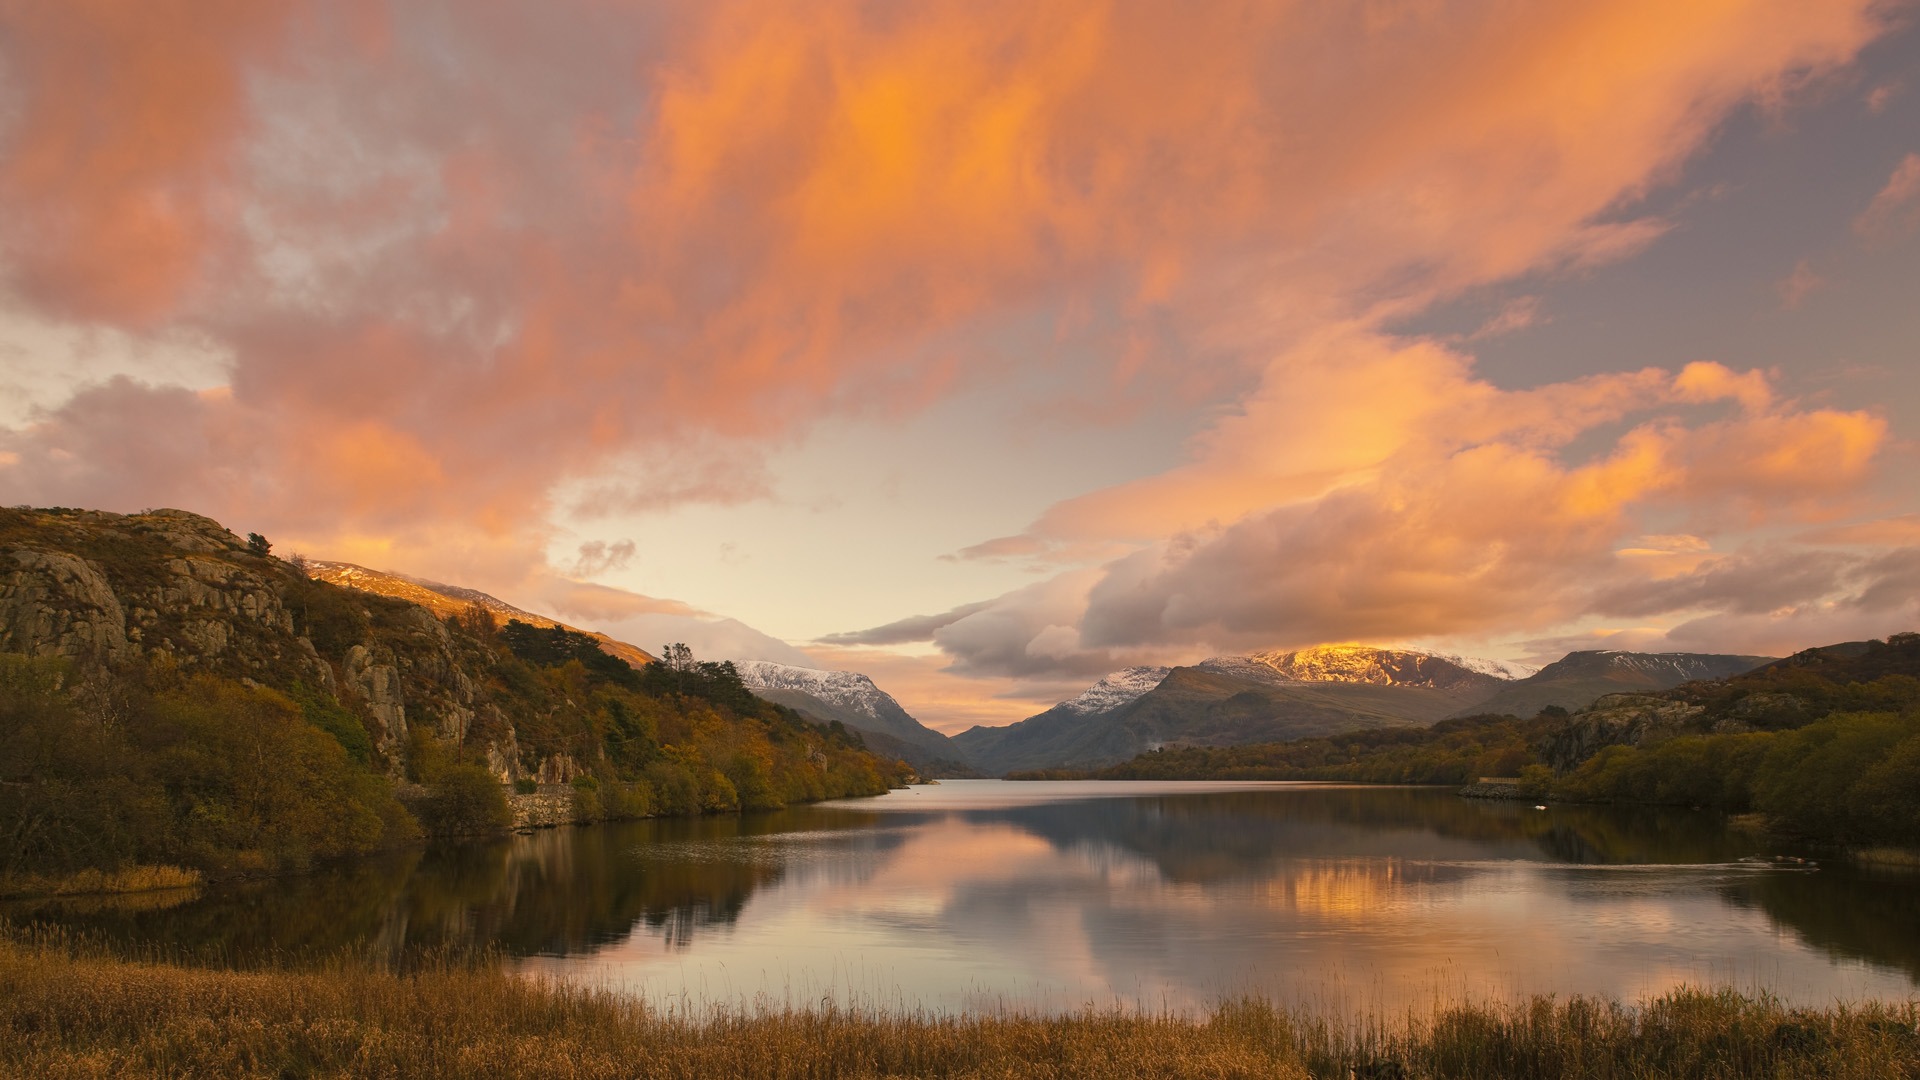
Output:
top-left (1239, 644), bottom-right (1527, 688)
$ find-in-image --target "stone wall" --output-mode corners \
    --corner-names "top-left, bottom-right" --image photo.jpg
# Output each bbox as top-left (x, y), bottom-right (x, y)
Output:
top-left (508, 786), bottom-right (581, 831)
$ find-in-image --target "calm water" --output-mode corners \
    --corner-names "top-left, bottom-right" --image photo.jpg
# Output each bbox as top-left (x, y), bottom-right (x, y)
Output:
top-left (12, 781), bottom-right (1920, 1013)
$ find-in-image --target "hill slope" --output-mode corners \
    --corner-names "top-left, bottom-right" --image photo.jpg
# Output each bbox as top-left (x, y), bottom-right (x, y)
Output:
top-left (307, 561), bottom-right (657, 670)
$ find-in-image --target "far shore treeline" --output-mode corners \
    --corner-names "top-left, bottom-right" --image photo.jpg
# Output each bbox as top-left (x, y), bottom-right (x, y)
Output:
top-left (1013, 634), bottom-right (1920, 851)
top-left (0, 506), bottom-right (910, 896)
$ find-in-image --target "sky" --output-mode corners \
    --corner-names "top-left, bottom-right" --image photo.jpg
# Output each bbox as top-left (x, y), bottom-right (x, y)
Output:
top-left (2, 1), bottom-right (1917, 733)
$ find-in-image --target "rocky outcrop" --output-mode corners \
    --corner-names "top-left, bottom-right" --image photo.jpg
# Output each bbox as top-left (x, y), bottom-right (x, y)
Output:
top-left (0, 550), bottom-right (133, 663)
top-left (534, 754), bottom-right (585, 784)
top-left (344, 644), bottom-right (410, 744)
top-left (0, 506), bottom-right (545, 780)
top-left (1540, 694), bottom-right (1713, 772)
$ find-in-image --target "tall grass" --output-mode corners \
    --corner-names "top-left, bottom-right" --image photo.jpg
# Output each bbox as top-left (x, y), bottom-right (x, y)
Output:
top-left (1, 925), bottom-right (1916, 1078)
top-left (0, 864), bottom-right (200, 900)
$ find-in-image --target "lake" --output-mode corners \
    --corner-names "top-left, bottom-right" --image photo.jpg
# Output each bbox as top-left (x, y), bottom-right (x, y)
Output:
top-left (12, 780), bottom-right (1920, 1014)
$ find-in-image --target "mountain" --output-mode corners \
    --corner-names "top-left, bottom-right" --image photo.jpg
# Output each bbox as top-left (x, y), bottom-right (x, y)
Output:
top-left (1196, 645), bottom-right (1524, 691)
top-left (308, 560), bottom-right (657, 670)
top-left (1462, 650), bottom-right (1775, 719)
top-left (732, 660), bottom-right (977, 775)
top-left (953, 646), bottom-right (1516, 775)
top-left (1056, 667), bottom-right (1174, 714)
top-left (1531, 634), bottom-right (1915, 771)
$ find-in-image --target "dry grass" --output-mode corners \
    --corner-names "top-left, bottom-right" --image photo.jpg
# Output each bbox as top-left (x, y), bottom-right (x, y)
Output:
top-left (0, 926), bottom-right (1916, 1079)
top-left (1853, 846), bottom-right (1920, 869)
top-left (0, 865), bottom-right (201, 900)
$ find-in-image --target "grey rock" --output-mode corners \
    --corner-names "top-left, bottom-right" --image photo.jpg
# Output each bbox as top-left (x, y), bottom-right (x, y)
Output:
top-left (0, 550), bottom-right (133, 663)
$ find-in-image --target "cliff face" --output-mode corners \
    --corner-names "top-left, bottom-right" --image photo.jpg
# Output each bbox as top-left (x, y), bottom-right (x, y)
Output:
top-left (0, 507), bottom-right (538, 781)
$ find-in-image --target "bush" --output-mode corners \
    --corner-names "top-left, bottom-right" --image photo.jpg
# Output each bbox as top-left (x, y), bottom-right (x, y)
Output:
top-left (1753, 712), bottom-right (1920, 842)
top-left (1557, 733), bottom-right (1772, 810)
top-left (414, 766), bottom-right (512, 838)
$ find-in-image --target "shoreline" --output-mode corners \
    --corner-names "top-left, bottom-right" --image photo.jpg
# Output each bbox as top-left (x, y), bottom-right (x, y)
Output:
top-left (2, 930), bottom-right (1916, 1078)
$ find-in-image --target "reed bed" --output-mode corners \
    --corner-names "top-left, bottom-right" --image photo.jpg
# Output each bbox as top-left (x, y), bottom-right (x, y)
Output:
top-left (1, 926), bottom-right (1916, 1079)
top-left (0, 865), bottom-right (201, 900)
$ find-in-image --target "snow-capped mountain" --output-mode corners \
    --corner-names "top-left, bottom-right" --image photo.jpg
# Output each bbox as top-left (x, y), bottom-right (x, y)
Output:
top-left (733, 660), bottom-right (970, 773)
top-left (954, 647), bottom-right (1514, 776)
top-left (1460, 649), bottom-right (1776, 718)
top-left (1197, 644), bottom-right (1519, 691)
top-left (1436, 653), bottom-right (1539, 680)
top-left (1568, 651), bottom-right (1758, 681)
top-left (1056, 667), bottom-right (1172, 715)
top-left (734, 661), bottom-right (899, 725)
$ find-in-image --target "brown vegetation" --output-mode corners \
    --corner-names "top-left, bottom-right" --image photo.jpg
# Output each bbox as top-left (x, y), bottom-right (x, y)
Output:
top-left (0, 865), bottom-right (199, 900)
top-left (1, 927), bottom-right (1916, 1078)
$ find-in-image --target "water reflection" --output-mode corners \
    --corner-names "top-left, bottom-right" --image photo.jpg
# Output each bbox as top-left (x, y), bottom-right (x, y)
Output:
top-left (10, 781), bottom-right (1917, 1012)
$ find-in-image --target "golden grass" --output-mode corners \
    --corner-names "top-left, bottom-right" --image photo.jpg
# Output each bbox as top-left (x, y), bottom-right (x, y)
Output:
top-left (0, 926), bottom-right (1916, 1079)
top-left (0, 865), bottom-right (201, 900)
top-left (1853, 846), bottom-right (1920, 869)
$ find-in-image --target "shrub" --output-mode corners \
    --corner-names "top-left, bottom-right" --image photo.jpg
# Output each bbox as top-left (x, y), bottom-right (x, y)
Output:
top-left (414, 766), bottom-right (512, 837)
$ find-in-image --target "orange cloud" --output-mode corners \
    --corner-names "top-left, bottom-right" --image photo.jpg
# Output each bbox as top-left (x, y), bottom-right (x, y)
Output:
top-left (0, 0), bottom-right (305, 321)
top-left (878, 330), bottom-right (1894, 680)
top-left (0, 0), bottom-right (1901, 665)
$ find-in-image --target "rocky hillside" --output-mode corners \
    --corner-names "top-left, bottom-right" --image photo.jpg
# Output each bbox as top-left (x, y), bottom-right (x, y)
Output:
top-left (0, 507), bottom-right (905, 796)
top-left (0, 508), bottom-right (560, 781)
top-left (1464, 650), bottom-right (1774, 720)
top-left (954, 647), bottom-right (1516, 776)
top-left (307, 561), bottom-right (657, 669)
top-left (733, 660), bottom-right (975, 774)
top-left (1537, 633), bottom-right (1919, 771)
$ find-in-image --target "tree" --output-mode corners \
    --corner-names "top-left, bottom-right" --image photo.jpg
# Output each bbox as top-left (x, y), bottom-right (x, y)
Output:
top-left (287, 551), bottom-right (310, 577)
top-left (246, 532), bottom-right (272, 557)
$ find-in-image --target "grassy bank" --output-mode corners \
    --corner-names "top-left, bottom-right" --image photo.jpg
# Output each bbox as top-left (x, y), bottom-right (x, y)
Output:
top-left (2, 928), bottom-right (1917, 1078)
top-left (0, 865), bottom-right (201, 901)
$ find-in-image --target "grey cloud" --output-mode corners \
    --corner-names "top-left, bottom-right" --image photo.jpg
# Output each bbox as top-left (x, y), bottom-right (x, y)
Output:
top-left (819, 601), bottom-right (996, 647)
top-left (570, 539), bottom-right (636, 578)
top-left (1584, 548), bottom-right (1854, 618)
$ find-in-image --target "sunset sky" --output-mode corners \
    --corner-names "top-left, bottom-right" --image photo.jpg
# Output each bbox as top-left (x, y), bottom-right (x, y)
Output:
top-left (2, 1), bottom-right (1917, 731)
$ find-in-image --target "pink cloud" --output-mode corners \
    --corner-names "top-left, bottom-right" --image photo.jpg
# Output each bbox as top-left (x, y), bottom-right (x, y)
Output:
top-left (1775, 260), bottom-right (1825, 309)
top-left (1853, 152), bottom-right (1920, 239)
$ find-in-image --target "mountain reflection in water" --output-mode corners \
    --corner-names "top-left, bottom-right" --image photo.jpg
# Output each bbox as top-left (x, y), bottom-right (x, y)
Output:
top-left (11, 781), bottom-right (1918, 1013)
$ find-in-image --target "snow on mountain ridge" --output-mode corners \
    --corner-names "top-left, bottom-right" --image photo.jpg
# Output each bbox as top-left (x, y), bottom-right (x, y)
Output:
top-left (1585, 651), bottom-right (1749, 679)
top-left (1206, 644), bottom-right (1528, 688)
top-left (733, 660), bottom-right (899, 723)
top-left (1057, 667), bottom-right (1172, 715)
top-left (1438, 653), bottom-right (1539, 680)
